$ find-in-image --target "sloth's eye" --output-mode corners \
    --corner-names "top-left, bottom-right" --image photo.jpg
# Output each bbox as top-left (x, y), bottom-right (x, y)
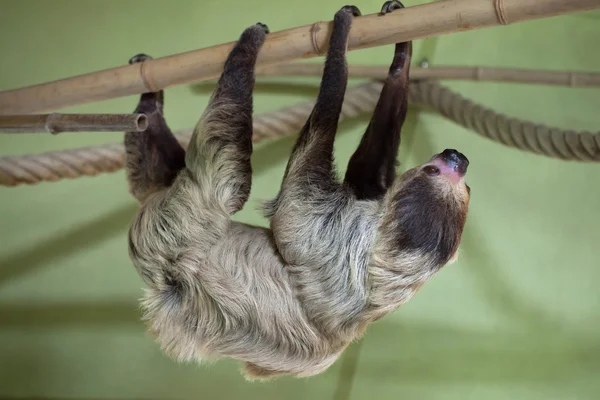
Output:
top-left (423, 165), bottom-right (440, 176)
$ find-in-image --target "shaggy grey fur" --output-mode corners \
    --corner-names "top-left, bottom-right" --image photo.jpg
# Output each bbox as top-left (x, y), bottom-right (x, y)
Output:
top-left (124, 2), bottom-right (471, 380)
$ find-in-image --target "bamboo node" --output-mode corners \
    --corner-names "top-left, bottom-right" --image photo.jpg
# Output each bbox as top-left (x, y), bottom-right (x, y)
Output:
top-left (139, 61), bottom-right (160, 93)
top-left (310, 22), bottom-right (325, 55)
top-left (136, 114), bottom-right (149, 131)
top-left (494, 0), bottom-right (509, 25)
top-left (45, 113), bottom-right (59, 134)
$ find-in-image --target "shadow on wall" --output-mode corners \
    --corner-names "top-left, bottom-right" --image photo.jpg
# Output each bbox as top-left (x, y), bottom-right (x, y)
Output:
top-left (355, 317), bottom-right (600, 385)
top-left (2, 301), bottom-right (598, 385)
top-left (0, 300), bottom-right (142, 329)
top-left (0, 203), bottom-right (138, 288)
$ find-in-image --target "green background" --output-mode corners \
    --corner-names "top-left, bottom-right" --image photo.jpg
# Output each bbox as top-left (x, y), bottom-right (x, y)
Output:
top-left (1, 1), bottom-right (599, 399)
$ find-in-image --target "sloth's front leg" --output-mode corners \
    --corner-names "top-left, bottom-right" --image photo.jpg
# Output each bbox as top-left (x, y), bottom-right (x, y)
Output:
top-left (344, 0), bottom-right (413, 200)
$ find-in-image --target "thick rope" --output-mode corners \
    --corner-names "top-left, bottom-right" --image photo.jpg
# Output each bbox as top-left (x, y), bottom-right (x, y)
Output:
top-left (0, 84), bottom-right (381, 187)
top-left (1, 81), bottom-right (598, 187)
top-left (409, 81), bottom-right (600, 162)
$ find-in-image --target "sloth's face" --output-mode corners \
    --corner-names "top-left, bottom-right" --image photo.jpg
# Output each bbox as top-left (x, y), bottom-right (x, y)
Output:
top-left (388, 149), bottom-right (471, 266)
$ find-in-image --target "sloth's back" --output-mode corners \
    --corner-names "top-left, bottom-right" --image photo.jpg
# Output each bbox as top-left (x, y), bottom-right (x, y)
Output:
top-left (196, 221), bottom-right (340, 372)
top-left (205, 221), bottom-right (301, 318)
top-left (135, 208), bottom-right (345, 373)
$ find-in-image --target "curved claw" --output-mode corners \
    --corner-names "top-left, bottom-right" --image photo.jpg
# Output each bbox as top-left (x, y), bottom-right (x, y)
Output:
top-left (340, 5), bottom-right (362, 17)
top-left (255, 22), bottom-right (270, 35)
top-left (129, 53), bottom-right (152, 65)
top-left (380, 0), bottom-right (404, 15)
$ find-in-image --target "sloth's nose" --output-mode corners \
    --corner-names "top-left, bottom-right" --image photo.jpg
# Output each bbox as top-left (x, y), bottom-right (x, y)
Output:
top-left (439, 149), bottom-right (469, 176)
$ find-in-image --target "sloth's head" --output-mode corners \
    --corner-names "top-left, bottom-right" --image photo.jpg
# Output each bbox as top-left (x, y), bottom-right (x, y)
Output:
top-left (380, 149), bottom-right (471, 269)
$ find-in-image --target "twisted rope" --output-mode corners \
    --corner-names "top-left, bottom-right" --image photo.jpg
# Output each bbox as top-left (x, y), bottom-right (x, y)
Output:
top-left (0, 84), bottom-right (382, 187)
top-left (1, 81), bottom-right (598, 187)
top-left (409, 81), bottom-right (600, 162)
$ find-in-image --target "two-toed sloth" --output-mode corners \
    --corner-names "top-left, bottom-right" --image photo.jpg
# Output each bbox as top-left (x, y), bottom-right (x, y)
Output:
top-left (124, 1), bottom-right (471, 380)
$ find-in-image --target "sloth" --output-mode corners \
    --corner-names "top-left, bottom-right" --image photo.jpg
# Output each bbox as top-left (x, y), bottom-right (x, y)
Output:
top-left (124, 1), bottom-right (471, 380)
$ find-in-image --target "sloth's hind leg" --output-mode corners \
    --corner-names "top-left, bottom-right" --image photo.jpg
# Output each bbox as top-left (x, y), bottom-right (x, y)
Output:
top-left (124, 53), bottom-right (186, 203)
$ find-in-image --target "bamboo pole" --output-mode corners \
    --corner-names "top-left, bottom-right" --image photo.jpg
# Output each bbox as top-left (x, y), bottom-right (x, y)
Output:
top-left (0, 113), bottom-right (148, 134)
top-left (257, 64), bottom-right (600, 87)
top-left (0, 0), bottom-right (598, 115)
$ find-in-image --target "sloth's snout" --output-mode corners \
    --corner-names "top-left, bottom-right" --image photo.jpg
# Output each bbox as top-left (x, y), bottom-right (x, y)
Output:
top-left (428, 149), bottom-right (469, 182)
top-left (434, 149), bottom-right (469, 177)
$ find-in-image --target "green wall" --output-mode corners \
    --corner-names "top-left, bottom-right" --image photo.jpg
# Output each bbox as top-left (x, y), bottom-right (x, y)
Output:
top-left (1, 1), bottom-right (599, 399)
